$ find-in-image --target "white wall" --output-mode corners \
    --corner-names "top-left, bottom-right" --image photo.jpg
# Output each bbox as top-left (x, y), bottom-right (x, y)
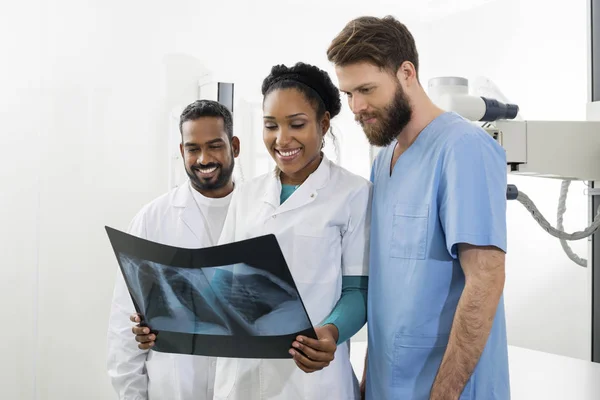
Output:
top-left (0, 0), bottom-right (592, 399)
top-left (1, 2), bottom-right (42, 399)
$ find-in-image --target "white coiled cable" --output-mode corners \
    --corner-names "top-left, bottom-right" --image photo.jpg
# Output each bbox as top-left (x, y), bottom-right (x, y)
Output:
top-left (514, 182), bottom-right (600, 267)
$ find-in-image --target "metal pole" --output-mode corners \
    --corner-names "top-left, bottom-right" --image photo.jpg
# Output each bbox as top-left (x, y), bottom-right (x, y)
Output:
top-left (589, 0), bottom-right (600, 363)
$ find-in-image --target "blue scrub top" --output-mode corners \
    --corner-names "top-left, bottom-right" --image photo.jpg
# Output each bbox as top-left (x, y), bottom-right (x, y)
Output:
top-left (366, 112), bottom-right (510, 400)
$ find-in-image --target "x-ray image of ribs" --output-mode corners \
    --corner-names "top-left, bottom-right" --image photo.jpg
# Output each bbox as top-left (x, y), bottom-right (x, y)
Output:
top-left (209, 264), bottom-right (312, 336)
top-left (118, 253), bottom-right (234, 335)
top-left (118, 253), bottom-right (312, 337)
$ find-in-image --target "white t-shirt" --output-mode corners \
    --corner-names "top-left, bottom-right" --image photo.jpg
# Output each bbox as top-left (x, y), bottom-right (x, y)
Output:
top-left (189, 183), bottom-right (233, 245)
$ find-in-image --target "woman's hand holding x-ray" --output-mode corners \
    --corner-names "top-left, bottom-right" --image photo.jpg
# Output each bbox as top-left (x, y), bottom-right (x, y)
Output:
top-left (290, 325), bottom-right (338, 373)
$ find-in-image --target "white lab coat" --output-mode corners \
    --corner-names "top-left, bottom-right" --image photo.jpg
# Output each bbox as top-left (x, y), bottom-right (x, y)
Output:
top-left (107, 183), bottom-right (220, 400)
top-left (214, 156), bottom-right (372, 400)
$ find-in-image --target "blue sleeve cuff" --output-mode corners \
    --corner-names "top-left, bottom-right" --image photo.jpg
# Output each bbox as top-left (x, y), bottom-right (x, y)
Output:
top-left (319, 276), bottom-right (368, 344)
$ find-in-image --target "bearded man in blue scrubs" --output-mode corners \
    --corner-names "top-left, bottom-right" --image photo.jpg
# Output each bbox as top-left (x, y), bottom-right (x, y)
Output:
top-left (327, 16), bottom-right (510, 400)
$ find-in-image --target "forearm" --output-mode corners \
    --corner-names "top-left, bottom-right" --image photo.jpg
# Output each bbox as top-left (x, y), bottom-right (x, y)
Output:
top-left (107, 273), bottom-right (150, 398)
top-left (430, 277), bottom-right (504, 399)
top-left (320, 276), bottom-right (368, 344)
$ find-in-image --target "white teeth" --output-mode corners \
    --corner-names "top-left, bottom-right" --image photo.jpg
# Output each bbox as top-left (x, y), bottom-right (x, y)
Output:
top-left (199, 167), bottom-right (217, 173)
top-left (279, 149), bottom-right (301, 157)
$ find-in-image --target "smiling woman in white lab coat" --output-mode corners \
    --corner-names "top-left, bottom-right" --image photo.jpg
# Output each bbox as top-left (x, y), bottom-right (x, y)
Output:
top-left (131, 62), bottom-right (372, 400)
top-left (211, 62), bottom-right (372, 400)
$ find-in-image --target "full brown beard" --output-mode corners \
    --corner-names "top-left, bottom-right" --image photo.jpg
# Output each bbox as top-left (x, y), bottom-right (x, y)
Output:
top-left (355, 84), bottom-right (413, 147)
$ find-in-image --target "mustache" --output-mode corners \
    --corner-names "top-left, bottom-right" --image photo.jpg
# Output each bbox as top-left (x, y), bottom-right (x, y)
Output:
top-left (193, 162), bottom-right (221, 171)
top-left (355, 112), bottom-right (378, 122)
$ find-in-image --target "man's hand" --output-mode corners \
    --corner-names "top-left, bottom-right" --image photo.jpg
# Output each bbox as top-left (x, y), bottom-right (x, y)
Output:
top-left (290, 325), bottom-right (338, 373)
top-left (360, 348), bottom-right (368, 399)
top-left (130, 313), bottom-right (156, 350)
top-left (429, 244), bottom-right (505, 399)
top-left (360, 379), bottom-right (366, 400)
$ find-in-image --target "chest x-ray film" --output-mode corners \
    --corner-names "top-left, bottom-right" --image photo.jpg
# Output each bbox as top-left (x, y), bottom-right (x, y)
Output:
top-left (105, 226), bottom-right (316, 359)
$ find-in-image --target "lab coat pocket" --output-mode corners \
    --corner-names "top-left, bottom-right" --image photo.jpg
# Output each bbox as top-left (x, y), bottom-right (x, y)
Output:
top-left (146, 351), bottom-right (178, 400)
top-left (292, 226), bottom-right (339, 283)
top-left (391, 334), bottom-right (473, 399)
top-left (390, 203), bottom-right (429, 260)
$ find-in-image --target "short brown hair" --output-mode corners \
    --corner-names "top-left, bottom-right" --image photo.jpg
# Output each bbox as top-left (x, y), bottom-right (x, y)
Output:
top-left (327, 15), bottom-right (419, 76)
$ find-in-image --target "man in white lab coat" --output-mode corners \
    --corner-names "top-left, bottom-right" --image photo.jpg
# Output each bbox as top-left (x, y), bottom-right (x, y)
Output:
top-left (107, 99), bottom-right (241, 400)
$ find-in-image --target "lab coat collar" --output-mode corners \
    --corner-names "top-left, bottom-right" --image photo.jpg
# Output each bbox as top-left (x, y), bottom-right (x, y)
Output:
top-left (171, 182), bottom-right (190, 208)
top-left (171, 181), bottom-right (209, 243)
top-left (263, 154), bottom-right (331, 215)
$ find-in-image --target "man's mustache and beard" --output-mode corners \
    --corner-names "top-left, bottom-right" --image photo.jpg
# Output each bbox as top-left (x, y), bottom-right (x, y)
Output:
top-left (186, 152), bottom-right (235, 192)
top-left (355, 83), bottom-right (413, 147)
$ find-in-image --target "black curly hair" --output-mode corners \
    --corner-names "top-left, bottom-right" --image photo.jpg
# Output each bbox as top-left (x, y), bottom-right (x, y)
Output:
top-left (261, 62), bottom-right (342, 121)
top-left (179, 99), bottom-right (233, 140)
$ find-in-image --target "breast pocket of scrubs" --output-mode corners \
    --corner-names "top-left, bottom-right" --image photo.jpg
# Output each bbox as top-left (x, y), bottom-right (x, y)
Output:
top-left (390, 203), bottom-right (429, 259)
top-left (292, 226), bottom-right (339, 283)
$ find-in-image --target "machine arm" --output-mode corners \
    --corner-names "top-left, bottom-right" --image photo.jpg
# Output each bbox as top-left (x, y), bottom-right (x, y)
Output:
top-left (428, 76), bottom-right (600, 268)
